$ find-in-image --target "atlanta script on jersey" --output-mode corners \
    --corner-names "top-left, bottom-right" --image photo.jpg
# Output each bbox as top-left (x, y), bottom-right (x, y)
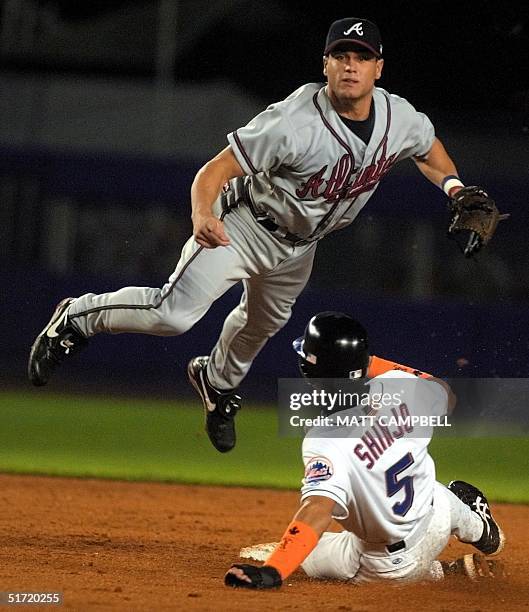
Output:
top-left (226, 84), bottom-right (434, 243)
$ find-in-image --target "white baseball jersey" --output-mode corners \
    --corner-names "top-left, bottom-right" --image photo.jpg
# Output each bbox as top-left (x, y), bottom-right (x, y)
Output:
top-left (300, 371), bottom-right (448, 544)
top-left (227, 84), bottom-right (435, 242)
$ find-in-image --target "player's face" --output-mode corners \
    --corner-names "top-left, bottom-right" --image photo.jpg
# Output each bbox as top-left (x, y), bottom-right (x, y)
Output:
top-left (323, 49), bottom-right (383, 105)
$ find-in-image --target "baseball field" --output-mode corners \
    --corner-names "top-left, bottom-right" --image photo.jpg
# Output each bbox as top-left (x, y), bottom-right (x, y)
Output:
top-left (1, 391), bottom-right (528, 610)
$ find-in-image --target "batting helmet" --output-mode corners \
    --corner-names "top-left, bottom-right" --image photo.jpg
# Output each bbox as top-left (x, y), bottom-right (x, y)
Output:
top-left (293, 312), bottom-right (370, 379)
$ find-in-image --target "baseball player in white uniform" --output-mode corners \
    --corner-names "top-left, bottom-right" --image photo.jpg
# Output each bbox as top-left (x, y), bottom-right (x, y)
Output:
top-left (28, 17), bottom-right (484, 453)
top-left (225, 312), bottom-right (505, 589)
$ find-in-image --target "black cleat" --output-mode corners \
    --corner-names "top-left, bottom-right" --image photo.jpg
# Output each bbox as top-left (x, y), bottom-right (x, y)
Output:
top-left (448, 480), bottom-right (505, 556)
top-left (187, 356), bottom-right (241, 453)
top-left (28, 298), bottom-right (88, 386)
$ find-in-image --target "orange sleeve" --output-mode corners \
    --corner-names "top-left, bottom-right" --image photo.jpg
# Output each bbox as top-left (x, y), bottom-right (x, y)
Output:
top-left (367, 355), bottom-right (432, 379)
top-left (264, 520), bottom-right (319, 580)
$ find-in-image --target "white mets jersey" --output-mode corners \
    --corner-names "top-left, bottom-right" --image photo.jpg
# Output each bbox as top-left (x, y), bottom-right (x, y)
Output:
top-left (299, 371), bottom-right (448, 544)
top-left (226, 84), bottom-right (435, 242)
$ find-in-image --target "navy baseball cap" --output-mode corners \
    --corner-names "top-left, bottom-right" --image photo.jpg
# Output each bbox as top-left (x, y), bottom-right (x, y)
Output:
top-left (324, 18), bottom-right (383, 57)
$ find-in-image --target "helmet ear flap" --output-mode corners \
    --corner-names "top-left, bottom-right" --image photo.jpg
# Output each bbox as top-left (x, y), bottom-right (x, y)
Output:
top-left (297, 353), bottom-right (328, 379)
top-left (298, 356), bottom-right (311, 378)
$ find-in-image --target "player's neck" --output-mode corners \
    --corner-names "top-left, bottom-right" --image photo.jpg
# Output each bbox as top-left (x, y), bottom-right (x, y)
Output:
top-left (327, 88), bottom-right (373, 121)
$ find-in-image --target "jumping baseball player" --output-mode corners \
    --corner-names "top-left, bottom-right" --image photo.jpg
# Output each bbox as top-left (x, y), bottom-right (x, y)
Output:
top-left (28, 17), bottom-right (505, 453)
top-left (225, 312), bottom-right (505, 588)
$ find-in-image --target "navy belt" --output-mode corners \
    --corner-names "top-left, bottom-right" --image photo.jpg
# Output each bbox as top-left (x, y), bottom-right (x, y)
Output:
top-left (256, 217), bottom-right (310, 246)
top-left (386, 540), bottom-right (406, 553)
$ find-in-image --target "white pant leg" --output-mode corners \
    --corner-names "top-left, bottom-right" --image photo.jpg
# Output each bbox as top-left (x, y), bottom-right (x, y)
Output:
top-left (355, 482), bottom-right (483, 584)
top-left (301, 531), bottom-right (361, 580)
top-left (303, 482), bottom-right (460, 584)
top-left (352, 497), bottom-right (448, 583)
top-left (67, 203), bottom-right (295, 338)
top-left (207, 240), bottom-right (317, 390)
top-left (69, 235), bottom-right (248, 337)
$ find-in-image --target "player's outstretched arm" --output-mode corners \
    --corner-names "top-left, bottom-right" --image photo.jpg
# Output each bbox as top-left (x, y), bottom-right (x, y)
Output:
top-left (414, 138), bottom-right (507, 257)
top-left (224, 495), bottom-right (334, 589)
top-left (191, 146), bottom-right (245, 248)
top-left (412, 137), bottom-right (462, 193)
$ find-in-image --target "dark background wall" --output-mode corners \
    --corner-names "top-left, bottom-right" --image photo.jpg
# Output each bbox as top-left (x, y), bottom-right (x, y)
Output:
top-left (3, 1), bottom-right (528, 112)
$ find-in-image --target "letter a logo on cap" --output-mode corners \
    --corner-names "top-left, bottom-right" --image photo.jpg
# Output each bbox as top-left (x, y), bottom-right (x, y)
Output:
top-left (344, 22), bottom-right (364, 36)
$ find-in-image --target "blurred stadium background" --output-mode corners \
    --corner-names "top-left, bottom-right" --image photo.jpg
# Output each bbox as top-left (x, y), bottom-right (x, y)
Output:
top-left (0, 0), bottom-right (528, 499)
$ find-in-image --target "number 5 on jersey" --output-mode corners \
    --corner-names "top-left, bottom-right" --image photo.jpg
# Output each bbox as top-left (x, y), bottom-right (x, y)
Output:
top-left (385, 452), bottom-right (415, 516)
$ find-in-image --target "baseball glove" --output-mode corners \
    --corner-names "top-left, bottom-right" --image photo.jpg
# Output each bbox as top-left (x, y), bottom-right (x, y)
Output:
top-left (224, 564), bottom-right (282, 589)
top-left (447, 186), bottom-right (509, 257)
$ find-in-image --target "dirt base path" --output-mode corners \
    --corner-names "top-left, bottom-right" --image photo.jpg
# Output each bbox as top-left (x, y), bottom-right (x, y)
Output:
top-left (0, 475), bottom-right (527, 611)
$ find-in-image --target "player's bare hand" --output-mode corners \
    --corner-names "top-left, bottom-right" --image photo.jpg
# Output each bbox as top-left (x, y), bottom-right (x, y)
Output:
top-left (193, 215), bottom-right (231, 249)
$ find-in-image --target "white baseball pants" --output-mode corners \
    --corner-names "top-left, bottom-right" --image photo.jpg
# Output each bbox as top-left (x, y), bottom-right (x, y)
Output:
top-left (301, 482), bottom-right (484, 583)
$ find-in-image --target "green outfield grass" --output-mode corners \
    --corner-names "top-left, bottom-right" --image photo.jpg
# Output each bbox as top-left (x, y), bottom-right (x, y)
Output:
top-left (0, 391), bottom-right (528, 502)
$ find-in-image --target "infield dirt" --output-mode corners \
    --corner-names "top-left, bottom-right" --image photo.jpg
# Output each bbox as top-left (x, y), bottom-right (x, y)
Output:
top-left (1, 474), bottom-right (528, 611)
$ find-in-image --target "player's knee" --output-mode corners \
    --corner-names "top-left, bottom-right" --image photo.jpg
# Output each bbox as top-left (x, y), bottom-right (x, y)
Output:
top-left (264, 305), bottom-right (293, 336)
top-left (252, 316), bottom-right (290, 339)
top-left (168, 313), bottom-right (198, 335)
top-left (150, 308), bottom-right (198, 336)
